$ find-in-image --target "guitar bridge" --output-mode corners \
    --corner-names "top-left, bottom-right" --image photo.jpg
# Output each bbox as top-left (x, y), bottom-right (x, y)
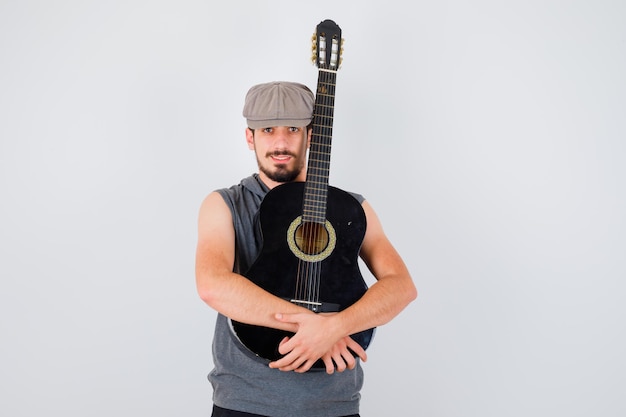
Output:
top-left (290, 299), bottom-right (340, 313)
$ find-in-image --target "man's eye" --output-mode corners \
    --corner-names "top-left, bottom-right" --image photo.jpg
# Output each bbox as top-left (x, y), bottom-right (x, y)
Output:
top-left (289, 127), bottom-right (300, 132)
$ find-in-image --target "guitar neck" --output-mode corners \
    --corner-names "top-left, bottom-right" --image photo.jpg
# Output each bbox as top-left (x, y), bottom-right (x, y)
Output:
top-left (303, 69), bottom-right (337, 224)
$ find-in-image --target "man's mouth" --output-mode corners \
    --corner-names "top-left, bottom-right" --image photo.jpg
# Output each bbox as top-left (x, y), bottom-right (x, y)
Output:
top-left (269, 152), bottom-right (294, 162)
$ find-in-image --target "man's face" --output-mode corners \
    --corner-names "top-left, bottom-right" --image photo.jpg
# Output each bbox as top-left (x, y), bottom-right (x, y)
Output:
top-left (246, 126), bottom-right (311, 188)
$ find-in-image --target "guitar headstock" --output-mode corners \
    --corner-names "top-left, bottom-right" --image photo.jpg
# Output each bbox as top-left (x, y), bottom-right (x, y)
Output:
top-left (311, 19), bottom-right (343, 71)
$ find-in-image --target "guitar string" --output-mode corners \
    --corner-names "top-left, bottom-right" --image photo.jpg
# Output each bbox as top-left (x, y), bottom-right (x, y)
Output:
top-left (294, 67), bottom-right (335, 312)
top-left (307, 70), bottom-right (324, 311)
top-left (312, 69), bottom-right (334, 310)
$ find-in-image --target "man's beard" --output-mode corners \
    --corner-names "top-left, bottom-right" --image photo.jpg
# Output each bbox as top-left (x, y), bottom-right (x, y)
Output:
top-left (259, 163), bottom-right (301, 183)
top-left (258, 152), bottom-right (303, 183)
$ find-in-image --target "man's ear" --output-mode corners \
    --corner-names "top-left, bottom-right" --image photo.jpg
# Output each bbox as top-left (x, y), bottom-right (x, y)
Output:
top-left (307, 127), bottom-right (312, 148)
top-left (245, 128), bottom-right (255, 150)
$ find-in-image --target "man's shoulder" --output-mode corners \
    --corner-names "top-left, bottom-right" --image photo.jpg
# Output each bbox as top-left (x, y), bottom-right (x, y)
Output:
top-left (217, 174), bottom-right (267, 198)
top-left (213, 174), bottom-right (269, 215)
top-left (329, 184), bottom-right (365, 205)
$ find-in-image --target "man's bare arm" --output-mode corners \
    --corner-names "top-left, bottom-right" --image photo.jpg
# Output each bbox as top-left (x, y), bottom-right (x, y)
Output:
top-left (195, 191), bottom-right (308, 332)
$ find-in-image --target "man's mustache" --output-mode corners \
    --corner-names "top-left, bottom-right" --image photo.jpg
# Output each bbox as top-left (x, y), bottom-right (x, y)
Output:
top-left (266, 151), bottom-right (296, 158)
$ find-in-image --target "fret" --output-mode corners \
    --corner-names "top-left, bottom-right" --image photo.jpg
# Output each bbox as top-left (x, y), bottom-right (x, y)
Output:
top-left (302, 211), bottom-right (327, 221)
top-left (309, 145), bottom-right (331, 150)
top-left (306, 170), bottom-right (329, 176)
top-left (307, 165), bottom-right (330, 172)
top-left (307, 159), bottom-right (331, 167)
top-left (303, 194), bottom-right (328, 204)
top-left (304, 182), bottom-right (328, 189)
top-left (302, 211), bottom-right (327, 218)
top-left (307, 166), bottom-right (330, 174)
top-left (303, 201), bottom-right (327, 208)
top-left (306, 174), bottom-right (329, 183)
top-left (303, 201), bottom-right (327, 209)
top-left (303, 190), bottom-right (327, 199)
top-left (308, 161), bottom-right (330, 168)
top-left (303, 192), bottom-right (327, 199)
top-left (309, 141), bottom-right (332, 147)
top-left (303, 207), bottom-right (326, 214)
top-left (314, 99), bottom-right (335, 105)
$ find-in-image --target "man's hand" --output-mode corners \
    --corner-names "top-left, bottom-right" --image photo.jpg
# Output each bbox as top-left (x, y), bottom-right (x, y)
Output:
top-left (268, 312), bottom-right (367, 374)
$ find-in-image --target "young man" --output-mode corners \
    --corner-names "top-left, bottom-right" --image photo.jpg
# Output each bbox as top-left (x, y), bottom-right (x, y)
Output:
top-left (195, 81), bottom-right (417, 417)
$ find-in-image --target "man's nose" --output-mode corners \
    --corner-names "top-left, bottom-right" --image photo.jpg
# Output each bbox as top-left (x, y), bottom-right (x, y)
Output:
top-left (272, 129), bottom-right (290, 147)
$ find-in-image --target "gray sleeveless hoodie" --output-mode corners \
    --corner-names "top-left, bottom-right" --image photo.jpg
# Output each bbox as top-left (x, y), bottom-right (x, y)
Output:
top-left (209, 174), bottom-right (364, 417)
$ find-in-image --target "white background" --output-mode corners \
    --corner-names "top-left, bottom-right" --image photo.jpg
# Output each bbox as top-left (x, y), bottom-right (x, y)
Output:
top-left (1, 1), bottom-right (625, 416)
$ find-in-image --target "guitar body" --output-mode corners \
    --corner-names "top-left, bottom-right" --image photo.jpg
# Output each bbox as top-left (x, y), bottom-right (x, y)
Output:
top-left (231, 182), bottom-right (375, 366)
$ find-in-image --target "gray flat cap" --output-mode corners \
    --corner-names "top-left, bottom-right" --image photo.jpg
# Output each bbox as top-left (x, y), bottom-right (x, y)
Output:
top-left (242, 81), bottom-right (314, 129)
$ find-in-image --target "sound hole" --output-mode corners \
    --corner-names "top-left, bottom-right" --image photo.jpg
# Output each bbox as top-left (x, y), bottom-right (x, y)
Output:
top-left (295, 222), bottom-right (329, 255)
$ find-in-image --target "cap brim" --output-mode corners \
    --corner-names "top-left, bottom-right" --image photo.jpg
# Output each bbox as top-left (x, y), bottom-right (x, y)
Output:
top-left (247, 118), bottom-right (312, 129)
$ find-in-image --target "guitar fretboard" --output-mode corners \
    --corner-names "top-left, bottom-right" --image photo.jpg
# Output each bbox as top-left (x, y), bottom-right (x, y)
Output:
top-left (303, 69), bottom-right (337, 224)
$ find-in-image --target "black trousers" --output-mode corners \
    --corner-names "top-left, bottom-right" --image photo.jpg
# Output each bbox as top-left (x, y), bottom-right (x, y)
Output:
top-left (212, 404), bottom-right (360, 417)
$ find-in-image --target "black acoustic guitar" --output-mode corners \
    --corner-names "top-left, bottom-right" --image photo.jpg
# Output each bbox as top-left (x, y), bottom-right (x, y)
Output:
top-left (231, 19), bottom-right (375, 369)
